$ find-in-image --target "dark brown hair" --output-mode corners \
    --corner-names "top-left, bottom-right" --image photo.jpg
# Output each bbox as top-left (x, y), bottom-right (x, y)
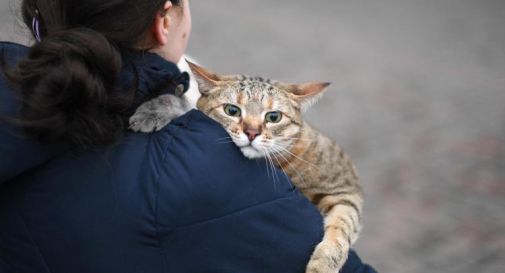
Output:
top-left (1, 0), bottom-right (181, 148)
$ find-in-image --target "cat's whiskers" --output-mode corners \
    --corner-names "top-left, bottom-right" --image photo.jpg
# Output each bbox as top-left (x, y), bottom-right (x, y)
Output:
top-left (268, 142), bottom-right (322, 172)
top-left (267, 145), bottom-right (309, 186)
top-left (217, 140), bottom-right (235, 144)
top-left (267, 152), bottom-right (280, 190)
top-left (266, 144), bottom-right (293, 165)
top-left (261, 140), bottom-right (289, 157)
top-left (261, 150), bottom-right (272, 180)
top-left (257, 141), bottom-right (274, 181)
top-left (262, 148), bottom-right (280, 189)
top-left (216, 136), bottom-right (234, 144)
top-left (275, 137), bottom-right (314, 151)
top-left (216, 136), bottom-right (233, 141)
top-left (276, 136), bottom-right (313, 142)
top-left (265, 146), bottom-right (290, 182)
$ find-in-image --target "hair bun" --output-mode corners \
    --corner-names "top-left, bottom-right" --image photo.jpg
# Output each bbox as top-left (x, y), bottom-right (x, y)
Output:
top-left (9, 28), bottom-right (132, 148)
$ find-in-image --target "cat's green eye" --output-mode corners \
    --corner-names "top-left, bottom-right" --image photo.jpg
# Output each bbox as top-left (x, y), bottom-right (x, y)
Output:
top-left (265, 111), bottom-right (283, 123)
top-left (224, 104), bottom-right (242, 117)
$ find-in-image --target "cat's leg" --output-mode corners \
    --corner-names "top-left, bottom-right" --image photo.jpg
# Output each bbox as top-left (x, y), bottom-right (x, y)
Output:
top-left (129, 94), bottom-right (192, 133)
top-left (306, 192), bottom-right (363, 273)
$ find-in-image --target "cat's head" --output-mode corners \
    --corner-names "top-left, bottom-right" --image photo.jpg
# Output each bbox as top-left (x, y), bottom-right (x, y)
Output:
top-left (188, 61), bottom-right (330, 159)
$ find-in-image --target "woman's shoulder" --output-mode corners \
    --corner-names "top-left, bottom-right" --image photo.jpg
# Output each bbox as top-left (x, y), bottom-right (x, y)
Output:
top-left (149, 109), bottom-right (311, 226)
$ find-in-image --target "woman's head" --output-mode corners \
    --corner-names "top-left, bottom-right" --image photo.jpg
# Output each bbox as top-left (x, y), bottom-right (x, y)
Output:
top-left (21, 0), bottom-right (191, 62)
top-left (2, 0), bottom-right (192, 148)
top-left (149, 0), bottom-right (192, 63)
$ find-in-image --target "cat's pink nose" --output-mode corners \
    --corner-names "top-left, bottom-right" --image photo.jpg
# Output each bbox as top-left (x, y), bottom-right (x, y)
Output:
top-left (245, 129), bottom-right (260, 142)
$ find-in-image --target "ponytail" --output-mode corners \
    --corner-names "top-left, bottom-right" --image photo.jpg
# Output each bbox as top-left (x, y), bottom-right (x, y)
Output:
top-left (4, 28), bottom-right (133, 148)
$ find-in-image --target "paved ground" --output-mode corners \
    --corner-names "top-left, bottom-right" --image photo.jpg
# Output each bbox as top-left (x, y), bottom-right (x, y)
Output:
top-left (2, 1), bottom-right (504, 272)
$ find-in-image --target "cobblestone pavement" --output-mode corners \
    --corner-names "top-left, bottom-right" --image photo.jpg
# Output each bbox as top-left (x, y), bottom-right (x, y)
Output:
top-left (2, 1), bottom-right (504, 273)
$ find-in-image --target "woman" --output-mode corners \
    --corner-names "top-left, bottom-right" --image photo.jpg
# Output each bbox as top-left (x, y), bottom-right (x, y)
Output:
top-left (0, 1), bottom-right (377, 272)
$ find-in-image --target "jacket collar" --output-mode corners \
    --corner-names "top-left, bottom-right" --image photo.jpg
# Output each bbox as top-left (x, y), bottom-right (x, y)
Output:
top-left (120, 51), bottom-right (190, 110)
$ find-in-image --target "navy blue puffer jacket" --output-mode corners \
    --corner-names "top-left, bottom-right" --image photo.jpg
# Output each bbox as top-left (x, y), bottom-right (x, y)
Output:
top-left (0, 42), bottom-right (377, 273)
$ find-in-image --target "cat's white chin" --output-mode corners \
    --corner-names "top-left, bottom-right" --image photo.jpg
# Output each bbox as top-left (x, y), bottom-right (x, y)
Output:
top-left (240, 146), bottom-right (265, 159)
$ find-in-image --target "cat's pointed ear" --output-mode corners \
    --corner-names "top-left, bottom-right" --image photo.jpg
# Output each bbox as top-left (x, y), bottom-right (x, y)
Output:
top-left (186, 60), bottom-right (222, 95)
top-left (288, 82), bottom-right (331, 111)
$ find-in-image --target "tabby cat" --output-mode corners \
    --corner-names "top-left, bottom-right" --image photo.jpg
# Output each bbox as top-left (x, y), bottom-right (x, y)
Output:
top-left (129, 62), bottom-right (363, 273)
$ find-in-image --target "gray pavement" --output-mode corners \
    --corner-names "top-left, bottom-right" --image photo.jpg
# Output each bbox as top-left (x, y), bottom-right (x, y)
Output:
top-left (2, 0), bottom-right (505, 272)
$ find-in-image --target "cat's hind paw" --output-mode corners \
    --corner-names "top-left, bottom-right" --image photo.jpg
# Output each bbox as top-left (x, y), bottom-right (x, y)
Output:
top-left (305, 240), bottom-right (349, 273)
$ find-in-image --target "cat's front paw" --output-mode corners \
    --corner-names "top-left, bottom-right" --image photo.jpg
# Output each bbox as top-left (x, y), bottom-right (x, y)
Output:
top-left (306, 240), bottom-right (349, 273)
top-left (129, 94), bottom-right (191, 133)
top-left (129, 110), bottom-right (169, 133)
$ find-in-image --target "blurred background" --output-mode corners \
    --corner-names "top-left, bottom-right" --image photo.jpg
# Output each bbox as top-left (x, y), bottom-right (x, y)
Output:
top-left (2, 0), bottom-right (504, 272)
